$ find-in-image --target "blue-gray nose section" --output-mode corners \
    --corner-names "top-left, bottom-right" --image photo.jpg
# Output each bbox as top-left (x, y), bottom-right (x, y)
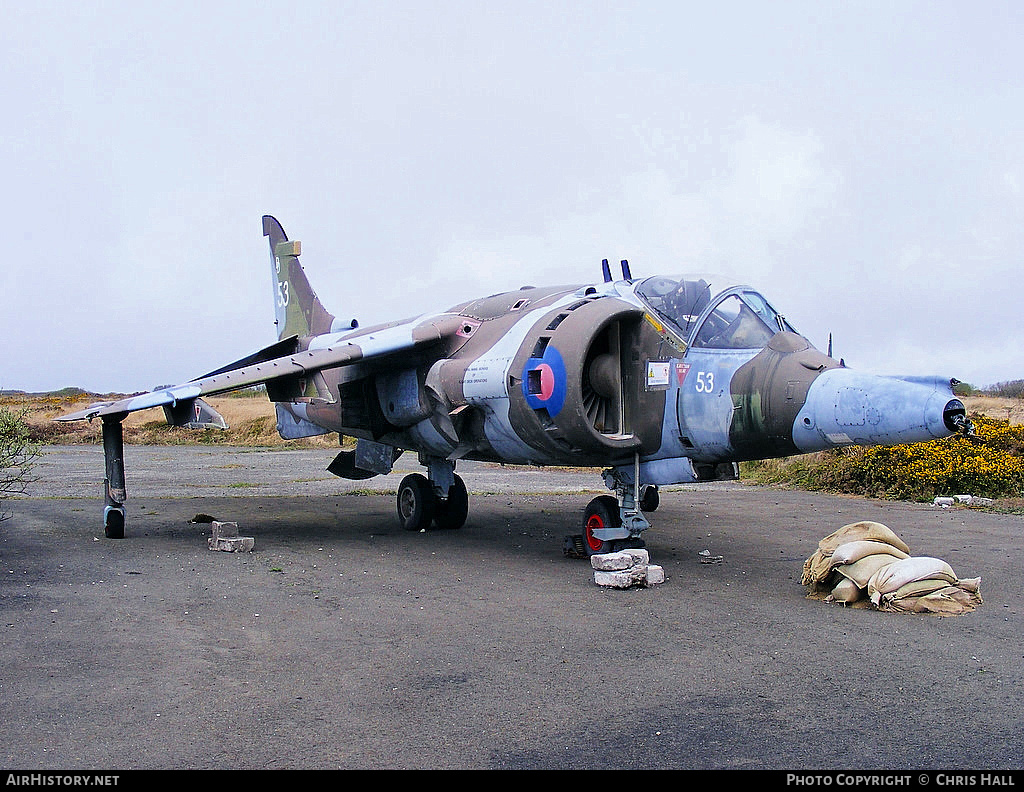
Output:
top-left (794, 370), bottom-right (963, 452)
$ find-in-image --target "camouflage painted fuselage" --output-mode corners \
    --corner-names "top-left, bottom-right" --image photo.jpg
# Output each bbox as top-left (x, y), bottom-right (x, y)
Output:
top-left (59, 215), bottom-right (968, 541)
top-left (279, 275), bottom-right (965, 489)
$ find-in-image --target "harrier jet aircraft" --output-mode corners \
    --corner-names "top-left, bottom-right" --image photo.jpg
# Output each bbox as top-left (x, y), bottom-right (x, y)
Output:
top-left (59, 216), bottom-right (971, 552)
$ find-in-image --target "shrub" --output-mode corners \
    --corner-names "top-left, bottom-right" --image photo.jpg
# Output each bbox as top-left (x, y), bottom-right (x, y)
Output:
top-left (985, 380), bottom-right (1024, 399)
top-left (0, 404), bottom-right (40, 520)
top-left (743, 415), bottom-right (1024, 502)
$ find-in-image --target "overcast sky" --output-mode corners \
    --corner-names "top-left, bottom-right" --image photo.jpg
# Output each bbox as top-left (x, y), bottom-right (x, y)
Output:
top-left (2, 1), bottom-right (1021, 394)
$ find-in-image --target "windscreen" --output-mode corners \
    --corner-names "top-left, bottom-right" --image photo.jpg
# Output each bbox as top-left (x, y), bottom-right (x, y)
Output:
top-left (637, 276), bottom-right (796, 349)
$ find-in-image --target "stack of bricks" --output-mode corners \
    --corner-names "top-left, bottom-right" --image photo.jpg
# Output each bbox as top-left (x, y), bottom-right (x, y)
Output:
top-left (591, 548), bottom-right (665, 588)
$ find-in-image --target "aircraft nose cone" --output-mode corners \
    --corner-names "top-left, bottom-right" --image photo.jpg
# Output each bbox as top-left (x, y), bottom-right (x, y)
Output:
top-left (793, 370), bottom-right (962, 452)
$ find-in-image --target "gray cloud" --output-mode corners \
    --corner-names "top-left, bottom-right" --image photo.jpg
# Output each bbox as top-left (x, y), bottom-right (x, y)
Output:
top-left (2, 1), bottom-right (1020, 392)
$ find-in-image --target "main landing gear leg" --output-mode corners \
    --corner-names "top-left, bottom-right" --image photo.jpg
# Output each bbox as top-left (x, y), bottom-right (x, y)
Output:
top-left (396, 456), bottom-right (469, 532)
top-left (101, 413), bottom-right (128, 539)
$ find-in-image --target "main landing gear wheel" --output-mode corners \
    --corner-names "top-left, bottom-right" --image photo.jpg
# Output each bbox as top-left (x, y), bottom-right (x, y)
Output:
top-left (433, 474), bottom-right (469, 530)
top-left (582, 495), bottom-right (621, 556)
top-left (397, 473), bottom-right (436, 532)
top-left (397, 473), bottom-right (469, 531)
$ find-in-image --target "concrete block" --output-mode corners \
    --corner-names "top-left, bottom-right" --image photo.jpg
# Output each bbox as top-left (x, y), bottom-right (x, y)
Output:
top-left (590, 548), bottom-right (651, 571)
top-left (591, 549), bottom-right (664, 589)
top-left (211, 521), bottom-right (239, 538)
top-left (592, 551), bottom-right (635, 571)
top-left (622, 548), bottom-right (650, 566)
top-left (208, 521), bottom-right (254, 552)
top-left (594, 566), bottom-right (648, 589)
top-left (209, 536), bottom-right (255, 552)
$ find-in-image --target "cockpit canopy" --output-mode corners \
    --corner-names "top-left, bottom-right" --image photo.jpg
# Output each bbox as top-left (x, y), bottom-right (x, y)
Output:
top-left (636, 275), bottom-right (796, 350)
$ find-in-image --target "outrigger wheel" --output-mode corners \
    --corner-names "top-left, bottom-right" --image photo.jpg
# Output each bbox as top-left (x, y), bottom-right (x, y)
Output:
top-left (101, 413), bottom-right (128, 539)
top-left (396, 473), bottom-right (469, 532)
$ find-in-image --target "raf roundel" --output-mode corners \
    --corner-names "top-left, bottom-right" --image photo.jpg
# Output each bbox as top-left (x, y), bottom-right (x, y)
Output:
top-left (522, 346), bottom-right (568, 417)
top-left (531, 364), bottom-right (555, 399)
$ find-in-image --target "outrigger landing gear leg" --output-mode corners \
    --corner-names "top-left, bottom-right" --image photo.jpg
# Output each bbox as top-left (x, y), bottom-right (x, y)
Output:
top-left (396, 456), bottom-right (469, 532)
top-left (101, 413), bottom-right (128, 539)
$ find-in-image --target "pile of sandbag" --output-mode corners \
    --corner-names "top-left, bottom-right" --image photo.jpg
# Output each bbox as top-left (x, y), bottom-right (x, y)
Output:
top-left (802, 521), bottom-right (982, 615)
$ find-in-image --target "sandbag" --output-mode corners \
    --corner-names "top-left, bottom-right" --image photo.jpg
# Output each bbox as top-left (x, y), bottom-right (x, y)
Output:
top-left (868, 557), bottom-right (958, 606)
top-left (801, 521), bottom-right (913, 586)
top-left (816, 521), bottom-right (911, 555)
top-left (829, 577), bottom-right (864, 604)
top-left (957, 577), bottom-right (982, 593)
top-left (831, 540), bottom-right (910, 566)
top-left (804, 524), bottom-right (982, 616)
top-left (878, 584), bottom-right (983, 615)
top-left (835, 553), bottom-right (905, 588)
top-left (802, 550), bottom-right (836, 585)
top-left (916, 586), bottom-right (983, 614)
top-left (887, 578), bottom-right (951, 600)
top-left (802, 549), bottom-right (837, 585)
top-left (802, 522), bottom-right (912, 586)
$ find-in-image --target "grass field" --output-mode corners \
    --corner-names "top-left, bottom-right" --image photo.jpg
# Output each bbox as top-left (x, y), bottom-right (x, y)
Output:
top-left (3, 390), bottom-right (337, 448)
top-left (6, 389), bottom-right (1018, 447)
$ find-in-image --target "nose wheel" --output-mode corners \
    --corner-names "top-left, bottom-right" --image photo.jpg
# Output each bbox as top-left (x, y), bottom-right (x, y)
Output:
top-left (582, 495), bottom-right (620, 555)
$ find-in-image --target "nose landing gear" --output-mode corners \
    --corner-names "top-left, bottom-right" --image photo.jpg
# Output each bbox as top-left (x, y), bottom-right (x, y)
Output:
top-left (573, 455), bottom-right (656, 557)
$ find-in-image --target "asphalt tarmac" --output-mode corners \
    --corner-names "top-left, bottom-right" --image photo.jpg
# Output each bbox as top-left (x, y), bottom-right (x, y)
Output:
top-left (2, 445), bottom-right (1023, 770)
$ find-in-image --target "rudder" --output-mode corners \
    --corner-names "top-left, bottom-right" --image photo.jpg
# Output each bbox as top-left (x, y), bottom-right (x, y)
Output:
top-left (262, 215), bottom-right (335, 340)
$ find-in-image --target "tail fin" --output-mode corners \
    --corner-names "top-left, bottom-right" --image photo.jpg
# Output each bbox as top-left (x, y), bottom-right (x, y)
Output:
top-left (262, 215), bottom-right (335, 340)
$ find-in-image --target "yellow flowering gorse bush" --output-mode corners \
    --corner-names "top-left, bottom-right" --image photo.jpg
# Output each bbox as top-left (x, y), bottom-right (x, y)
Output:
top-left (746, 415), bottom-right (1024, 502)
